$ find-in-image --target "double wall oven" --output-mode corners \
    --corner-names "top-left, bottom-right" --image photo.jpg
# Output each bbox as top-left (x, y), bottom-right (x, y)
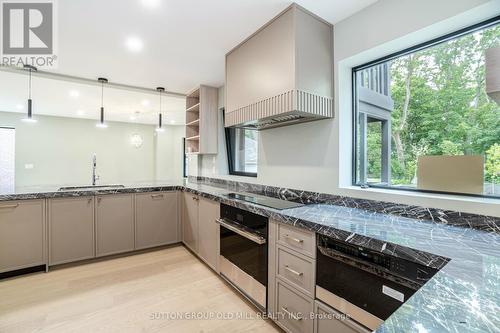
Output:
top-left (218, 203), bottom-right (268, 310)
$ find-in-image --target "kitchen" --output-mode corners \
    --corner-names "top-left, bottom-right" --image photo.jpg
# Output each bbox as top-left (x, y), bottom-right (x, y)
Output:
top-left (0, 0), bottom-right (499, 332)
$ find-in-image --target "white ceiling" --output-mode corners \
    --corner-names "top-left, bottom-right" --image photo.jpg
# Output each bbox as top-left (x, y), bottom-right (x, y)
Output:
top-left (52, 0), bottom-right (378, 93)
top-left (0, 70), bottom-right (186, 125)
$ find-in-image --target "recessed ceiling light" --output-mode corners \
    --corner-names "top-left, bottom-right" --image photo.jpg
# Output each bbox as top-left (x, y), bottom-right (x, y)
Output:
top-left (140, 0), bottom-right (161, 9)
top-left (141, 99), bottom-right (150, 107)
top-left (69, 90), bottom-right (80, 98)
top-left (125, 36), bottom-right (144, 53)
top-left (16, 104), bottom-right (23, 110)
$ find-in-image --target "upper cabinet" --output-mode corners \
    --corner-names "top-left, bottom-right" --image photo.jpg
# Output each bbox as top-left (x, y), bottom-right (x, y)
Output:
top-left (185, 85), bottom-right (219, 154)
top-left (225, 4), bottom-right (333, 130)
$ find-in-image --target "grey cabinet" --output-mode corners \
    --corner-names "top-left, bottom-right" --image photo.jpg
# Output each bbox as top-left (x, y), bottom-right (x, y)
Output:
top-left (197, 197), bottom-right (219, 271)
top-left (185, 86), bottom-right (219, 154)
top-left (135, 192), bottom-right (179, 250)
top-left (182, 192), bottom-right (199, 253)
top-left (314, 300), bottom-right (371, 333)
top-left (278, 223), bottom-right (316, 258)
top-left (269, 219), bottom-right (317, 333)
top-left (49, 196), bottom-right (95, 265)
top-left (276, 279), bottom-right (314, 333)
top-left (276, 245), bottom-right (315, 297)
top-left (96, 194), bottom-right (134, 257)
top-left (0, 200), bottom-right (45, 273)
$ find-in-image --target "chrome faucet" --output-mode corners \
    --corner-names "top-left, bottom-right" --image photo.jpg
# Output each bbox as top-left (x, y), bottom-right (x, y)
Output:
top-left (92, 154), bottom-right (100, 186)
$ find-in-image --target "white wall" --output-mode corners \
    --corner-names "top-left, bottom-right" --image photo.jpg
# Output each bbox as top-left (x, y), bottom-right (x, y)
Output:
top-left (155, 125), bottom-right (186, 181)
top-left (196, 0), bottom-right (500, 217)
top-left (0, 111), bottom-right (184, 188)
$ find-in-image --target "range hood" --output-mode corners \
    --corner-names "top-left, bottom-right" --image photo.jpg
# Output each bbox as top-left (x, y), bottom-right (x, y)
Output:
top-left (224, 4), bottom-right (334, 130)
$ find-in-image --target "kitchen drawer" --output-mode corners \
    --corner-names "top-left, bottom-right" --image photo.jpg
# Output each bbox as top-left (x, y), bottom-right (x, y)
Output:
top-left (278, 223), bottom-right (315, 258)
top-left (277, 245), bottom-right (315, 297)
top-left (276, 279), bottom-right (314, 333)
top-left (314, 300), bottom-right (371, 333)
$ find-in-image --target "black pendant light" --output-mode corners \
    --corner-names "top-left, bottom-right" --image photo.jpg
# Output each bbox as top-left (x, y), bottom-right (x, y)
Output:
top-left (155, 87), bottom-right (165, 132)
top-left (21, 64), bottom-right (37, 123)
top-left (96, 78), bottom-right (108, 128)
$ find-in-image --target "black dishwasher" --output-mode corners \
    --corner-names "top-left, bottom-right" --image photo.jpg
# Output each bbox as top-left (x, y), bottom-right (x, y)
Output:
top-left (316, 235), bottom-right (439, 330)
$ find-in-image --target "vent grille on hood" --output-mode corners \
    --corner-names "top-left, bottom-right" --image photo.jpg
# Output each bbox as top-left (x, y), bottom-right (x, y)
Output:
top-left (241, 114), bottom-right (307, 130)
top-left (225, 89), bottom-right (333, 130)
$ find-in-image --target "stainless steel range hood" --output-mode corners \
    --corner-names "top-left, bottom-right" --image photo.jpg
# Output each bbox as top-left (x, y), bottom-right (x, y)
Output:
top-left (224, 4), bottom-right (334, 130)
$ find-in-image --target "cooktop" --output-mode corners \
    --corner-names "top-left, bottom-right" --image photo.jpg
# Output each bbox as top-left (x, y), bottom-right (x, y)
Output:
top-left (224, 192), bottom-right (304, 210)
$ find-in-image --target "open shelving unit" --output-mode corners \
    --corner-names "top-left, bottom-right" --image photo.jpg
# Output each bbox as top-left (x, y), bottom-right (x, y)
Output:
top-left (185, 85), bottom-right (218, 154)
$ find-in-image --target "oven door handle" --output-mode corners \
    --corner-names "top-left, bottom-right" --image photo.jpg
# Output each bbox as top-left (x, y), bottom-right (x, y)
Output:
top-left (216, 218), bottom-right (266, 245)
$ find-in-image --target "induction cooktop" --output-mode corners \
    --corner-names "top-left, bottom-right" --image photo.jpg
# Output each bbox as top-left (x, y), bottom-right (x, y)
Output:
top-left (225, 192), bottom-right (304, 210)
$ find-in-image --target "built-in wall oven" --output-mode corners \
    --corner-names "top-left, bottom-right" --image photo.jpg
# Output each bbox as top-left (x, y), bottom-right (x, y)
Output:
top-left (316, 234), bottom-right (440, 331)
top-left (218, 203), bottom-right (268, 311)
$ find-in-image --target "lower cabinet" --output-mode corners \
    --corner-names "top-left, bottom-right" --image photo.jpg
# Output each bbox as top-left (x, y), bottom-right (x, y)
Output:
top-left (49, 197), bottom-right (95, 265)
top-left (197, 197), bottom-right (219, 271)
top-left (0, 200), bottom-right (45, 273)
top-left (182, 192), bottom-right (199, 253)
top-left (181, 193), bottom-right (220, 272)
top-left (135, 191), bottom-right (179, 249)
top-left (269, 219), bottom-right (317, 333)
top-left (314, 300), bottom-right (371, 333)
top-left (96, 194), bottom-right (134, 257)
top-left (276, 279), bottom-right (314, 333)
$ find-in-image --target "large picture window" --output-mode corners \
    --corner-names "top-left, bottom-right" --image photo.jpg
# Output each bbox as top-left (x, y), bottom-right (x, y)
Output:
top-left (225, 127), bottom-right (258, 177)
top-left (353, 18), bottom-right (500, 198)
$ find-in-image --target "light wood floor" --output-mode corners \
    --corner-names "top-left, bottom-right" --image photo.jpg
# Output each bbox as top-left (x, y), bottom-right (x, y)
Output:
top-left (0, 246), bottom-right (280, 333)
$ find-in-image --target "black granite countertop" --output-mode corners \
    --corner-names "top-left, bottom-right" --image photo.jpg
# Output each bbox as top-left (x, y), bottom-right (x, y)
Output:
top-left (1, 181), bottom-right (499, 332)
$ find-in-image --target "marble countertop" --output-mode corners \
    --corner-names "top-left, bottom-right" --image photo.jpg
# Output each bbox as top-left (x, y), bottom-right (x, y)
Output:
top-left (1, 182), bottom-right (499, 332)
top-left (0, 182), bottom-right (183, 201)
top-left (184, 183), bottom-right (500, 333)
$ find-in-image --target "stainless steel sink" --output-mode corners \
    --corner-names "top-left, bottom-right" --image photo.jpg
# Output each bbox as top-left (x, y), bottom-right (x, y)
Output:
top-left (58, 185), bottom-right (125, 191)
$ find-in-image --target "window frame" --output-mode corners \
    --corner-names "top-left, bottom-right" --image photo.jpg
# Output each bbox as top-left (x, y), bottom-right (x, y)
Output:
top-left (182, 137), bottom-right (187, 178)
top-left (223, 110), bottom-right (258, 178)
top-left (352, 15), bottom-right (500, 199)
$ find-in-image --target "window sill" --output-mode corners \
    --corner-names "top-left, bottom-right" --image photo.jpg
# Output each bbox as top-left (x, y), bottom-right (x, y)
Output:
top-left (228, 172), bottom-right (257, 178)
top-left (339, 185), bottom-right (499, 217)
top-left (344, 185), bottom-right (498, 203)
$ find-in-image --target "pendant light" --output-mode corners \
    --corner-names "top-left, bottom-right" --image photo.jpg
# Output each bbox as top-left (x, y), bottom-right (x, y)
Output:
top-left (155, 87), bottom-right (165, 132)
top-left (21, 65), bottom-right (37, 123)
top-left (96, 78), bottom-right (108, 128)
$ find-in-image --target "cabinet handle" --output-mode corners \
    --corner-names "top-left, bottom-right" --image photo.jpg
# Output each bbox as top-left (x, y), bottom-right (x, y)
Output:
top-left (87, 198), bottom-right (92, 204)
top-left (0, 204), bottom-right (19, 209)
top-left (97, 197), bottom-right (102, 204)
top-left (285, 234), bottom-right (304, 244)
top-left (284, 265), bottom-right (303, 277)
top-left (281, 306), bottom-right (303, 321)
top-left (192, 196), bottom-right (199, 201)
top-left (151, 194), bottom-right (164, 198)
